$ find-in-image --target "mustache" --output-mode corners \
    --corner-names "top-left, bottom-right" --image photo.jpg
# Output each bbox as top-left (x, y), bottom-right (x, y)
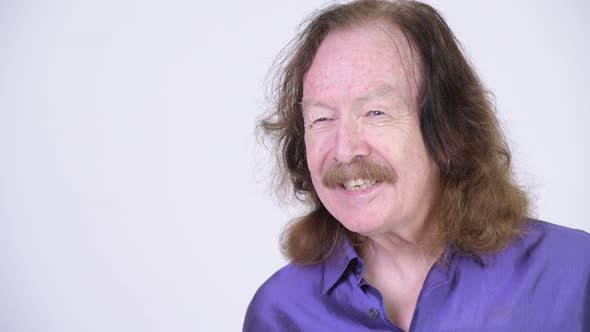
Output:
top-left (321, 156), bottom-right (398, 188)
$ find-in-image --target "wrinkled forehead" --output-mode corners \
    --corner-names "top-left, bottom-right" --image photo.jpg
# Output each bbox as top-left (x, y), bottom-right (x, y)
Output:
top-left (302, 21), bottom-right (423, 103)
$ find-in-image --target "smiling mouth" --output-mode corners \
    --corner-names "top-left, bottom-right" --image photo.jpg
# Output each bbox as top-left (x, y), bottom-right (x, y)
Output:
top-left (341, 178), bottom-right (378, 191)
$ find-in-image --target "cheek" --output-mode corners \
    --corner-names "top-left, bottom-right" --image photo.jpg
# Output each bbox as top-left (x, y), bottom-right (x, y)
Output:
top-left (305, 135), bottom-right (329, 170)
top-left (381, 144), bottom-right (392, 155)
top-left (305, 147), bottom-right (322, 183)
top-left (368, 130), bottom-right (393, 155)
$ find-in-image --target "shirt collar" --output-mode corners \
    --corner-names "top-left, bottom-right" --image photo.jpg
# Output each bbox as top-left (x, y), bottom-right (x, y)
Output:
top-left (321, 237), bottom-right (360, 295)
top-left (320, 238), bottom-right (489, 295)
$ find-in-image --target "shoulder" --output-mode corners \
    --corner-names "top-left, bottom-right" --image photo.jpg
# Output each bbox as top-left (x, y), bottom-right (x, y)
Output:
top-left (247, 262), bottom-right (323, 308)
top-left (474, 219), bottom-right (590, 288)
top-left (519, 219), bottom-right (590, 264)
top-left (480, 219), bottom-right (590, 269)
top-left (243, 262), bottom-right (323, 332)
top-left (487, 219), bottom-right (590, 291)
top-left (511, 220), bottom-right (590, 326)
top-left (455, 220), bottom-right (590, 328)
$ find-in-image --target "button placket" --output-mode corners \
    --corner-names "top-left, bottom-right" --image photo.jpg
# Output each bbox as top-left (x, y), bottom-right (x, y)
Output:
top-left (354, 264), bottom-right (363, 276)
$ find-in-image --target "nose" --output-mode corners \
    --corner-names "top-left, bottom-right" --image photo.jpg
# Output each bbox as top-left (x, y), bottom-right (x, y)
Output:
top-left (334, 116), bottom-right (369, 164)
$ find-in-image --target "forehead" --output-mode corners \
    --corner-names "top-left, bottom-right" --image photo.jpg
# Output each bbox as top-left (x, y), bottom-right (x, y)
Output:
top-left (302, 22), bottom-right (421, 104)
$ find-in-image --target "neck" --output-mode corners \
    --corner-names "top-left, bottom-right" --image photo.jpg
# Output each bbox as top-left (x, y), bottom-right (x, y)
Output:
top-left (359, 219), bottom-right (445, 280)
top-left (358, 226), bottom-right (444, 332)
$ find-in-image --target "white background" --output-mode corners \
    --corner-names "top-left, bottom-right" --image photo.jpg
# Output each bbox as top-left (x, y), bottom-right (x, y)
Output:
top-left (1, 0), bottom-right (588, 331)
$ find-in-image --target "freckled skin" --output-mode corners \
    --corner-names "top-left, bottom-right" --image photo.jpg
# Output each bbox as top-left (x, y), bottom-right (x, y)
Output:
top-left (302, 23), bottom-right (440, 238)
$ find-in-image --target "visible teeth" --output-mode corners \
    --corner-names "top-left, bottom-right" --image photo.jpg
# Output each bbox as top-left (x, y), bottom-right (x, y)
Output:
top-left (343, 179), bottom-right (377, 191)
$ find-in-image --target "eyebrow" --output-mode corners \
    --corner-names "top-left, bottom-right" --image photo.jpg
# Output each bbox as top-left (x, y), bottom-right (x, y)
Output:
top-left (356, 84), bottom-right (396, 103)
top-left (300, 83), bottom-right (396, 109)
top-left (299, 99), bottom-right (336, 111)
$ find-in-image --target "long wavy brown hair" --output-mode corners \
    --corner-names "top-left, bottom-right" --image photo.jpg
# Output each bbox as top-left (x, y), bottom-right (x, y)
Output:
top-left (260, 0), bottom-right (530, 265)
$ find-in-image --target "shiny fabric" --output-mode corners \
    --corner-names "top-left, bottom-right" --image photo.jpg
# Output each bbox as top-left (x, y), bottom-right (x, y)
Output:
top-left (243, 220), bottom-right (590, 331)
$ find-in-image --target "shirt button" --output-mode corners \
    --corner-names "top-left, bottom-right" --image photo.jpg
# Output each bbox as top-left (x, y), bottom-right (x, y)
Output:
top-left (368, 308), bottom-right (379, 320)
top-left (354, 265), bottom-right (363, 276)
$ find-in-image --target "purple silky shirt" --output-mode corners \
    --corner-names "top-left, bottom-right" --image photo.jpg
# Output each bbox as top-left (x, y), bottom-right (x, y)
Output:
top-left (243, 220), bottom-right (590, 331)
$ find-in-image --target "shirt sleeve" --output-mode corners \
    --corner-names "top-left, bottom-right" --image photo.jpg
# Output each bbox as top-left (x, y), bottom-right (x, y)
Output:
top-left (242, 280), bottom-right (303, 332)
top-left (583, 271), bottom-right (590, 331)
top-left (242, 282), bottom-right (286, 332)
top-left (242, 295), bottom-right (275, 332)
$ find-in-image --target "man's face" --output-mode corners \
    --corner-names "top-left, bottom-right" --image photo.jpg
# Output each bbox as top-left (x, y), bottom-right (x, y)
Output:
top-left (302, 23), bottom-right (440, 237)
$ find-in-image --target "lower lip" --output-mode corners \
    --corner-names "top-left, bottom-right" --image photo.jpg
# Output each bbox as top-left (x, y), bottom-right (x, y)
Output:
top-left (338, 181), bottom-right (383, 197)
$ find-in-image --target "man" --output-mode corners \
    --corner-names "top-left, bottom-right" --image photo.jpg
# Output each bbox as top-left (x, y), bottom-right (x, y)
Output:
top-left (244, 1), bottom-right (590, 331)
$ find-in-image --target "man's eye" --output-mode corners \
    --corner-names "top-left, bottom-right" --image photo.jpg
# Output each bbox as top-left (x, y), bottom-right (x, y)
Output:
top-left (367, 110), bottom-right (385, 116)
top-left (313, 117), bottom-right (330, 123)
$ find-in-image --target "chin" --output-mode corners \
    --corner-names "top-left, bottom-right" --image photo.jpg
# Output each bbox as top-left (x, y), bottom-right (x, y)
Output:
top-left (333, 212), bottom-right (387, 236)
